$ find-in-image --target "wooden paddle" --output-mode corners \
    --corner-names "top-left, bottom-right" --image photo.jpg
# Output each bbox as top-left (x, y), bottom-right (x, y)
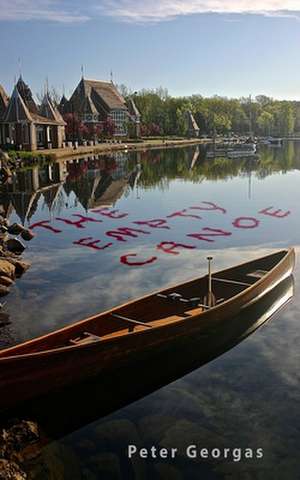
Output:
top-left (204, 256), bottom-right (216, 307)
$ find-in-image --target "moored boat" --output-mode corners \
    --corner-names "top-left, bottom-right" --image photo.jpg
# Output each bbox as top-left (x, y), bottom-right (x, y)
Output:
top-left (0, 248), bottom-right (295, 410)
top-left (5, 274), bottom-right (294, 436)
top-left (206, 141), bottom-right (257, 159)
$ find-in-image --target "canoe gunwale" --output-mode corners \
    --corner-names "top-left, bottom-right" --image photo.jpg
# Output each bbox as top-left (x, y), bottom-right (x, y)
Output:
top-left (0, 248), bottom-right (294, 362)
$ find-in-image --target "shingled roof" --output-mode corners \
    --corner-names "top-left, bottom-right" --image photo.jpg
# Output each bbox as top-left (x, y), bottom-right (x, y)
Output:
top-left (16, 76), bottom-right (38, 114)
top-left (58, 94), bottom-right (69, 115)
top-left (4, 86), bottom-right (66, 125)
top-left (69, 78), bottom-right (128, 115)
top-left (4, 86), bottom-right (33, 123)
top-left (84, 79), bottom-right (127, 110)
top-left (39, 94), bottom-right (66, 125)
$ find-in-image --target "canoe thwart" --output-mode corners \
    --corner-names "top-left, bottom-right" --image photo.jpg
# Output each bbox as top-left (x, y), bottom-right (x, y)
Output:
top-left (111, 313), bottom-right (152, 331)
top-left (212, 277), bottom-right (252, 287)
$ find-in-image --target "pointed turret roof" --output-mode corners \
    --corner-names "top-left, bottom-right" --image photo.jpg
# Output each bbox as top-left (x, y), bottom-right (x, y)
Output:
top-left (16, 75), bottom-right (38, 114)
top-left (58, 94), bottom-right (69, 114)
top-left (3, 86), bottom-right (64, 125)
top-left (4, 86), bottom-right (33, 123)
top-left (40, 94), bottom-right (65, 124)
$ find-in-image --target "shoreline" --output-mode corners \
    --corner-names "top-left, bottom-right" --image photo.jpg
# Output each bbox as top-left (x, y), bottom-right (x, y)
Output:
top-left (33, 138), bottom-right (210, 160)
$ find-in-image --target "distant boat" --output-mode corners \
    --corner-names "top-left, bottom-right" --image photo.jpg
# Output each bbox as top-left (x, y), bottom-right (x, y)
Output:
top-left (0, 248), bottom-right (294, 411)
top-left (260, 137), bottom-right (283, 147)
top-left (207, 141), bottom-right (257, 159)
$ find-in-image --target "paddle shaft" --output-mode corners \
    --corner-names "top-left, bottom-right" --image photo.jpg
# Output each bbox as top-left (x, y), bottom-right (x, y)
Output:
top-left (207, 256), bottom-right (214, 307)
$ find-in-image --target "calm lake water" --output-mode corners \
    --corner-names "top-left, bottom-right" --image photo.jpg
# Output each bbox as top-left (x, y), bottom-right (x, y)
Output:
top-left (0, 142), bottom-right (299, 479)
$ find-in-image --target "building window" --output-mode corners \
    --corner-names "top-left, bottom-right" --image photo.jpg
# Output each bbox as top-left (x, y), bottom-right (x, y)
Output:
top-left (111, 110), bottom-right (128, 135)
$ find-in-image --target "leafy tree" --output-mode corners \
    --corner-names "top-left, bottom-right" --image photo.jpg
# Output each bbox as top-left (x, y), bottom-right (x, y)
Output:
top-left (257, 111), bottom-right (274, 136)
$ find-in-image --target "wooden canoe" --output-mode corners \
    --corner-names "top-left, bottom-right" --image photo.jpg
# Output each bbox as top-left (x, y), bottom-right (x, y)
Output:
top-left (6, 274), bottom-right (294, 436)
top-left (0, 248), bottom-right (295, 410)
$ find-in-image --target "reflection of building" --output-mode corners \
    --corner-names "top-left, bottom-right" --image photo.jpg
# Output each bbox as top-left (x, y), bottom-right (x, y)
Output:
top-left (0, 161), bottom-right (67, 224)
top-left (61, 77), bottom-right (140, 137)
top-left (0, 77), bottom-right (66, 150)
top-left (64, 155), bottom-right (131, 209)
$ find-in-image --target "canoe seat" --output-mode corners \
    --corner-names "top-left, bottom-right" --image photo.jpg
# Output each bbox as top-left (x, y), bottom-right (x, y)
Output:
top-left (70, 332), bottom-right (101, 345)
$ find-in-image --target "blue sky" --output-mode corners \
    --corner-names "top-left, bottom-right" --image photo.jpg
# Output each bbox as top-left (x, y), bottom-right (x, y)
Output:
top-left (1, 1), bottom-right (300, 100)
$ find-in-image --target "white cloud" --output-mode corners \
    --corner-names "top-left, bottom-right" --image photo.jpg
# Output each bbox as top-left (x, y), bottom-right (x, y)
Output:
top-left (97, 0), bottom-right (300, 23)
top-left (0, 0), bottom-right (300, 24)
top-left (0, 0), bottom-right (90, 23)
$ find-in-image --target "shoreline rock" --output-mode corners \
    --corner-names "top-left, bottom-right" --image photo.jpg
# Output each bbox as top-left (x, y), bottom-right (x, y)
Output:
top-left (0, 210), bottom-right (33, 303)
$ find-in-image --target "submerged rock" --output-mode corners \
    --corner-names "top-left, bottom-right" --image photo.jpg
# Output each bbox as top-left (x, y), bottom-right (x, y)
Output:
top-left (0, 276), bottom-right (15, 287)
top-left (0, 312), bottom-right (10, 326)
top-left (0, 421), bottom-right (40, 480)
top-left (0, 420), bottom-right (39, 460)
top-left (0, 459), bottom-right (26, 480)
top-left (0, 285), bottom-right (10, 296)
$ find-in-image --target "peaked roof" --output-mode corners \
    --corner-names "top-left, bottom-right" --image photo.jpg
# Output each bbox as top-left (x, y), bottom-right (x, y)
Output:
top-left (40, 94), bottom-right (66, 124)
top-left (0, 85), bottom-right (9, 120)
top-left (16, 76), bottom-right (38, 114)
top-left (83, 94), bottom-right (98, 115)
top-left (3, 87), bottom-right (65, 125)
top-left (58, 94), bottom-right (69, 114)
top-left (60, 94), bottom-right (68, 106)
top-left (4, 86), bottom-right (33, 123)
top-left (69, 78), bottom-right (128, 114)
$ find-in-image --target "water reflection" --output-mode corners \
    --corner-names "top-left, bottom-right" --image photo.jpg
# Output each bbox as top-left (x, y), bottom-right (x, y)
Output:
top-left (0, 143), bottom-right (299, 479)
top-left (0, 142), bottom-right (300, 225)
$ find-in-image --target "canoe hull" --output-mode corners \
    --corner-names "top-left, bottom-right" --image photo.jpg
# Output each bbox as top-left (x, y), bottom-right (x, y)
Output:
top-left (0, 248), bottom-right (295, 410)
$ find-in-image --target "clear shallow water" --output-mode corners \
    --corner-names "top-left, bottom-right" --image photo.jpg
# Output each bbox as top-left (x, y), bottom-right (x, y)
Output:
top-left (0, 142), bottom-right (300, 479)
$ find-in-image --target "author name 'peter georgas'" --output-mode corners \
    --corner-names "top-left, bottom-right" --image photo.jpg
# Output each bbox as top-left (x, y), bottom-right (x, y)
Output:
top-left (128, 445), bottom-right (264, 462)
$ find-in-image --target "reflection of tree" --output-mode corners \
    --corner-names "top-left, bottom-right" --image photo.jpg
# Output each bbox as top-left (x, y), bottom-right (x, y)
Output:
top-left (126, 143), bottom-right (300, 188)
top-left (1, 144), bottom-right (300, 220)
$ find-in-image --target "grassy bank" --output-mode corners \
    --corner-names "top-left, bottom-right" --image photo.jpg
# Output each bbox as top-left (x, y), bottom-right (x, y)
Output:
top-left (33, 137), bottom-right (209, 160)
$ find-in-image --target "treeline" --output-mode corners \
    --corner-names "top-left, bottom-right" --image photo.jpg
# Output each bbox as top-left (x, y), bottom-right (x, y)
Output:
top-left (118, 85), bottom-right (300, 137)
top-left (125, 141), bottom-right (299, 188)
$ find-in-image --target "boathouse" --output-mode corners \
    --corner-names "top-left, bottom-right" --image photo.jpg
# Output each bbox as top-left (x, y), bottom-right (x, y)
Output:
top-left (0, 77), bottom-right (66, 150)
top-left (61, 78), bottom-right (141, 138)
